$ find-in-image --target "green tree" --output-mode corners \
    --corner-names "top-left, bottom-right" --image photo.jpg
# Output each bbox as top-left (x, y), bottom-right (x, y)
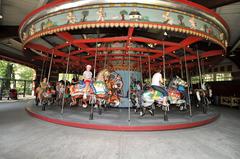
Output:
top-left (120, 10), bottom-right (128, 20)
top-left (3, 63), bottom-right (14, 90)
top-left (81, 10), bottom-right (89, 22)
top-left (0, 60), bottom-right (8, 77)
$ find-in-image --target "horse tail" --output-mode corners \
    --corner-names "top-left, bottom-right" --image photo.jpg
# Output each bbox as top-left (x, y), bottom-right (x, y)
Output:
top-left (196, 91), bottom-right (201, 101)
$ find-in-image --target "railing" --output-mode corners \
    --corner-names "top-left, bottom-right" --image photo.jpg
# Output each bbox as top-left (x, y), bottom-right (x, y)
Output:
top-left (0, 78), bottom-right (34, 100)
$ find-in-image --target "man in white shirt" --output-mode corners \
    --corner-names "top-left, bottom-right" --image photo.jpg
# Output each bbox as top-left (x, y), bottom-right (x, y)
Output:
top-left (83, 65), bottom-right (93, 99)
top-left (151, 70), bottom-right (168, 106)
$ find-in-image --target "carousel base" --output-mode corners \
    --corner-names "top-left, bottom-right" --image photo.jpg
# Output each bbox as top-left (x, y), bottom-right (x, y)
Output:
top-left (25, 104), bottom-right (219, 131)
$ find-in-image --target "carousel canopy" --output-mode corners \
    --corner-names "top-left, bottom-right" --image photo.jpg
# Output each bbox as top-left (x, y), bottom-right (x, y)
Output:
top-left (7, 0), bottom-right (237, 73)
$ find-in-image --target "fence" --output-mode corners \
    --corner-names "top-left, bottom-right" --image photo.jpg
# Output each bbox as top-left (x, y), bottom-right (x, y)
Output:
top-left (0, 78), bottom-right (33, 100)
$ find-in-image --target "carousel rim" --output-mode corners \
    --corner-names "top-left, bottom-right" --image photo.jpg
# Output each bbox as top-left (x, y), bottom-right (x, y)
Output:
top-left (19, 0), bottom-right (229, 42)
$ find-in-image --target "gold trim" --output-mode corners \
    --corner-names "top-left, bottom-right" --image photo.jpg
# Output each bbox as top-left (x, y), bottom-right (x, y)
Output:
top-left (23, 21), bottom-right (226, 49)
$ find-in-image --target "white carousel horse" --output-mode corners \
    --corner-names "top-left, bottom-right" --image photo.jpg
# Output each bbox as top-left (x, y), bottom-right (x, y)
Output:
top-left (131, 76), bottom-right (188, 116)
top-left (195, 82), bottom-right (212, 113)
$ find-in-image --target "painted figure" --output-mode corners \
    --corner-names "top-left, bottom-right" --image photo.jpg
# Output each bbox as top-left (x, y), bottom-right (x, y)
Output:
top-left (189, 16), bottom-right (197, 29)
top-left (97, 7), bottom-right (105, 21)
top-left (67, 11), bottom-right (77, 24)
top-left (162, 11), bottom-right (173, 24)
top-left (29, 24), bottom-right (36, 36)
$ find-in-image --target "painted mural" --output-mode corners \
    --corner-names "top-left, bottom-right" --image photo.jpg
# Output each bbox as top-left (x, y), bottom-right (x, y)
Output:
top-left (22, 4), bottom-right (226, 45)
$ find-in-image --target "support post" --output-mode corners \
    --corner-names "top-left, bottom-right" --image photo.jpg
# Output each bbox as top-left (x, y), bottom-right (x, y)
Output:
top-left (163, 43), bottom-right (166, 87)
top-left (196, 48), bottom-right (203, 86)
top-left (0, 79), bottom-right (3, 100)
top-left (128, 44), bottom-right (131, 123)
top-left (23, 81), bottom-right (26, 97)
top-left (47, 49), bottom-right (54, 83)
top-left (183, 47), bottom-right (192, 117)
top-left (148, 55), bottom-right (151, 82)
top-left (61, 44), bottom-right (71, 115)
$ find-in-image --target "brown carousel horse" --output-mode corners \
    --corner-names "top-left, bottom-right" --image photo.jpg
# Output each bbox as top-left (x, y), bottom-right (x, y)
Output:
top-left (105, 75), bottom-right (121, 107)
top-left (69, 69), bottom-right (109, 108)
top-left (35, 79), bottom-right (56, 109)
top-left (69, 69), bottom-right (121, 108)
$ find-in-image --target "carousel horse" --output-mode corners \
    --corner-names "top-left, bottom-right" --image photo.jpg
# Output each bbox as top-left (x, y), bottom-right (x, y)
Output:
top-left (194, 82), bottom-right (212, 113)
top-left (69, 69), bottom-right (115, 108)
top-left (93, 70), bottom-right (121, 108)
top-left (55, 81), bottom-right (71, 107)
top-left (104, 71), bottom-right (122, 107)
top-left (69, 79), bottom-right (95, 108)
top-left (92, 69), bottom-right (110, 111)
top-left (133, 76), bottom-right (188, 116)
top-left (35, 84), bottom-right (56, 110)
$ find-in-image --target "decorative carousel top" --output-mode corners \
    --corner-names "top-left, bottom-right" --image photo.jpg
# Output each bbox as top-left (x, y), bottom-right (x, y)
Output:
top-left (19, 0), bottom-right (230, 72)
top-left (19, 0), bottom-right (229, 48)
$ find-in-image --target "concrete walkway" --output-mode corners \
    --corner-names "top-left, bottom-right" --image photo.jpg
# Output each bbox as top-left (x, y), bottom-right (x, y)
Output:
top-left (0, 100), bottom-right (240, 159)
top-left (0, 95), bottom-right (35, 103)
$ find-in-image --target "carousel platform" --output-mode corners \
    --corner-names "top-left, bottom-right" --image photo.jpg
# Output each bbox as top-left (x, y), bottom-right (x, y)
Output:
top-left (25, 104), bottom-right (219, 131)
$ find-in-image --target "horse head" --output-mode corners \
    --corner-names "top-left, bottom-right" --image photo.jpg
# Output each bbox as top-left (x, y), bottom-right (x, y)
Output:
top-left (96, 69), bottom-right (111, 82)
top-left (175, 76), bottom-right (188, 87)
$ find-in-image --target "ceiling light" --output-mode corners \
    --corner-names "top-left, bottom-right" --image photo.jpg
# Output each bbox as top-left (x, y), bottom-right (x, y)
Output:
top-left (148, 43), bottom-right (153, 48)
top-left (0, 15), bottom-right (3, 19)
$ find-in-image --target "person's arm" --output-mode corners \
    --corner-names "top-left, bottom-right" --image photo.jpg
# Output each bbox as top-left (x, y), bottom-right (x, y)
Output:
top-left (83, 71), bottom-right (86, 79)
top-left (159, 74), bottom-right (164, 84)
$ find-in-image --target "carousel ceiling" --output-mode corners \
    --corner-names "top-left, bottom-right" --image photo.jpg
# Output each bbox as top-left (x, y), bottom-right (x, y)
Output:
top-left (0, 0), bottom-right (240, 71)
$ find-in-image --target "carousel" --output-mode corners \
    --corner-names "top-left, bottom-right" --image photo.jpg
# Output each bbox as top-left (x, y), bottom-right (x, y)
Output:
top-left (20, 0), bottom-right (228, 131)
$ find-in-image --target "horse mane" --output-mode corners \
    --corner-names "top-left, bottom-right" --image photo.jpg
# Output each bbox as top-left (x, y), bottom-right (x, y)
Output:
top-left (96, 69), bottom-right (110, 81)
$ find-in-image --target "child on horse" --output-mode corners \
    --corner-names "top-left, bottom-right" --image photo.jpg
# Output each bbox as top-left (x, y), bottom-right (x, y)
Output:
top-left (151, 70), bottom-right (168, 106)
top-left (83, 65), bottom-right (93, 99)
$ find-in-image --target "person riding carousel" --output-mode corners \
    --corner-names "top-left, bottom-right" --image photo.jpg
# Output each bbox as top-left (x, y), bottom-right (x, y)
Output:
top-left (115, 74), bottom-right (123, 97)
top-left (151, 70), bottom-right (168, 106)
top-left (38, 77), bottom-right (48, 105)
top-left (83, 64), bottom-right (93, 99)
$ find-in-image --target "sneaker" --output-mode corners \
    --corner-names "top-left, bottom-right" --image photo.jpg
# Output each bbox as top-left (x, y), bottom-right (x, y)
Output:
top-left (82, 103), bottom-right (88, 108)
top-left (83, 93), bottom-right (87, 99)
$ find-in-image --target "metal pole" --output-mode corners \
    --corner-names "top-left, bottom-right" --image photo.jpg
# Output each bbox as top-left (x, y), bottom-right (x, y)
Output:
top-left (148, 55), bottom-right (151, 82)
top-left (163, 43), bottom-right (166, 87)
top-left (140, 55), bottom-right (143, 87)
top-left (40, 52), bottom-right (45, 81)
top-left (104, 46), bottom-right (107, 69)
top-left (183, 47), bottom-right (192, 117)
top-left (196, 47), bottom-right (203, 86)
top-left (180, 59), bottom-right (184, 79)
top-left (93, 29), bottom-right (99, 79)
top-left (43, 53), bottom-right (48, 79)
top-left (23, 81), bottom-right (26, 97)
top-left (61, 43), bottom-right (71, 114)
top-left (201, 59), bottom-right (205, 80)
top-left (47, 49), bottom-right (54, 83)
top-left (128, 47), bottom-right (131, 123)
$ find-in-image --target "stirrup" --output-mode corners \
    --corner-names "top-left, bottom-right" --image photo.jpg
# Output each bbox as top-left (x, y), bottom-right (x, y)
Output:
top-left (82, 103), bottom-right (88, 108)
top-left (83, 93), bottom-right (87, 99)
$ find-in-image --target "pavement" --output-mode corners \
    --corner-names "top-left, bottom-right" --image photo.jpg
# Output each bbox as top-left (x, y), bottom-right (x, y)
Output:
top-left (0, 95), bottom-right (35, 103)
top-left (0, 100), bottom-right (240, 159)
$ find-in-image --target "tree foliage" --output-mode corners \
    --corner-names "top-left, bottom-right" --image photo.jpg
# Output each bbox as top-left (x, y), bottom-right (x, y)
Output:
top-left (0, 60), bottom-right (35, 80)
